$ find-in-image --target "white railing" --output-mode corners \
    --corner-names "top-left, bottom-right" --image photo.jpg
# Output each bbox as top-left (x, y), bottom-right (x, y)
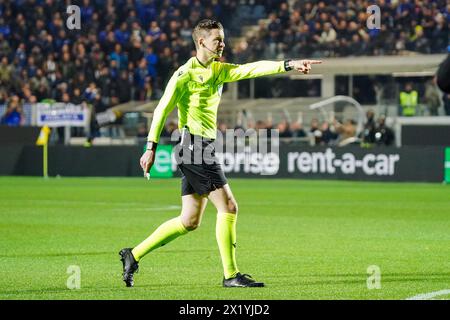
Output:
top-left (309, 95), bottom-right (365, 136)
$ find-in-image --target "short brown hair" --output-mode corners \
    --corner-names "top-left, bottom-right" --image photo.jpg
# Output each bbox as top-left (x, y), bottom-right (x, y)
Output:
top-left (192, 19), bottom-right (223, 49)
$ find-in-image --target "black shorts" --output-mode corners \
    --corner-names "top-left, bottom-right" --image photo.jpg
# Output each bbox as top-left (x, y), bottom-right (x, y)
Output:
top-left (179, 162), bottom-right (228, 196)
top-left (177, 129), bottom-right (227, 196)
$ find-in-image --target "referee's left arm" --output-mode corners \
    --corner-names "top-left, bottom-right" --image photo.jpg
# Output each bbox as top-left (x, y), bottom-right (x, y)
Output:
top-left (218, 60), bottom-right (288, 83)
top-left (218, 59), bottom-right (322, 83)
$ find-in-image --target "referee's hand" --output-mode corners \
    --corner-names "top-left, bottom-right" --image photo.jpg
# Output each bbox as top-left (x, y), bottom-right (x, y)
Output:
top-left (140, 150), bottom-right (156, 178)
top-left (290, 59), bottom-right (322, 74)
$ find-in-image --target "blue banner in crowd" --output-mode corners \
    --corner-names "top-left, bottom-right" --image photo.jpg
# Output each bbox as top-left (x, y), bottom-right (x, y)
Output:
top-left (36, 103), bottom-right (89, 127)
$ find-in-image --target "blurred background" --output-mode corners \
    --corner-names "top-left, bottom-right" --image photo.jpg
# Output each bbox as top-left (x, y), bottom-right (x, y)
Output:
top-left (0, 0), bottom-right (449, 181)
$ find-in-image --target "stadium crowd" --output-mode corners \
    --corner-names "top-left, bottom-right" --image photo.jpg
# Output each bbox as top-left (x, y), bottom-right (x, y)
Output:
top-left (233, 0), bottom-right (449, 62)
top-left (0, 0), bottom-right (447, 143)
top-left (0, 0), bottom-right (239, 115)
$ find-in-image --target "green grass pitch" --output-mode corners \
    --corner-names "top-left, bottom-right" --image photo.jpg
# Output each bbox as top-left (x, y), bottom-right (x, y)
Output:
top-left (0, 177), bottom-right (449, 300)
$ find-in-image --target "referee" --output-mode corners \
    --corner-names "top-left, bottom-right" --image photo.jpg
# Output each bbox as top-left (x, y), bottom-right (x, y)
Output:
top-left (120, 19), bottom-right (322, 287)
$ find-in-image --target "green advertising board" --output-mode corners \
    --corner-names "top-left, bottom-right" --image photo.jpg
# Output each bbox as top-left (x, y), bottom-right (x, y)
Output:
top-left (143, 144), bottom-right (173, 178)
top-left (445, 147), bottom-right (450, 183)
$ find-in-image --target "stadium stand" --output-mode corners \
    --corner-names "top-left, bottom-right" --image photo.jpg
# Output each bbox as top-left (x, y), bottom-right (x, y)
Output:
top-left (233, 0), bottom-right (449, 60)
top-left (0, 0), bottom-right (448, 147)
top-left (0, 0), bottom-right (242, 105)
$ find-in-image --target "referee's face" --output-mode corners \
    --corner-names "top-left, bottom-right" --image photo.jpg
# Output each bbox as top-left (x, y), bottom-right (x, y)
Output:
top-left (202, 28), bottom-right (225, 58)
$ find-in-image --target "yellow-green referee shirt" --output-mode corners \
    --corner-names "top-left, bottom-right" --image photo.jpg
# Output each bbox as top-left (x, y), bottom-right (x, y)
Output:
top-left (148, 57), bottom-right (288, 143)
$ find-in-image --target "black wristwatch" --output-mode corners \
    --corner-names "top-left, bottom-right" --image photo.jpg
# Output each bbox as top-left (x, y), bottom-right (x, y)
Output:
top-left (284, 59), bottom-right (293, 71)
top-left (146, 141), bottom-right (158, 151)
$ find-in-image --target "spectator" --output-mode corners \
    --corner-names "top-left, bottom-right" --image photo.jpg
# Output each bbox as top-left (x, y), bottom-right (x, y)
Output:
top-left (362, 109), bottom-right (377, 145)
top-left (142, 77), bottom-right (153, 101)
top-left (83, 82), bottom-right (99, 103)
top-left (30, 68), bottom-right (50, 97)
top-left (145, 46), bottom-right (158, 79)
top-left (134, 58), bottom-right (149, 99)
top-left (72, 88), bottom-right (84, 105)
top-left (115, 22), bottom-right (130, 46)
top-left (102, 30), bottom-right (117, 54)
top-left (399, 82), bottom-right (419, 116)
top-left (255, 119), bottom-right (267, 131)
top-left (320, 121), bottom-right (338, 145)
top-left (84, 91), bottom-right (108, 145)
top-left (158, 47), bottom-right (175, 86)
top-left (374, 115), bottom-right (395, 146)
top-left (115, 70), bottom-right (133, 103)
top-left (218, 122), bottom-right (228, 135)
top-left (334, 118), bottom-right (357, 146)
top-left (26, 56), bottom-right (38, 78)
top-left (128, 37), bottom-right (144, 66)
top-left (22, 83), bottom-right (37, 103)
top-left (431, 13), bottom-right (449, 53)
top-left (277, 120), bottom-right (292, 138)
top-left (0, 56), bottom-right (13, 86)
top-left (318, 22), bottom-right (337, 46)
top-left (0, 95), bottom-right (24, 126)
top-left (290, 121), bottom-right (306, 138)
top-left (108, 59), bottom-right (120, 81)
top-left (96, 65), bottom-right (112, 101)
top-left (0, 33), bottom-right (11, 57)
top-left (309, 118), bottom-right (322, 145)
top-left (180, 19), bottom-right (192, 43)
top-left (424, 77), bottom-right (441, 115)
top-left (14, 42), bottom-right (27, 69)
top-left (60, 52), bottom-right (75, 81)
top-left (44, 53), bottom-right (57, 83)
top-left (411, 25), bottom-right (430, 54)
top-left (148, 21), bottom-right (162, 41)
top-left (109, 43), bottom-right (128, 70)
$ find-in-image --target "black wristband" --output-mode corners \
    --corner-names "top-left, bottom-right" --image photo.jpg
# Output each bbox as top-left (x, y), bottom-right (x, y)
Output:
top-left (284, 59), bottom-right (293, 71)
top-left (146, 141), bottom-right (158, 151)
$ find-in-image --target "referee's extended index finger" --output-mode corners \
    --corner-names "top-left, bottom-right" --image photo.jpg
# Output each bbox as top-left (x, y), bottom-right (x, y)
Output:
top-left (304, 60), bottom-right (323, 64)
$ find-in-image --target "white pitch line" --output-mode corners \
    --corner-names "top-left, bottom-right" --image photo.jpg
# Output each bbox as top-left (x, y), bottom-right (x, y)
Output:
top-left (406, 289), bottom-right (450, 300)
